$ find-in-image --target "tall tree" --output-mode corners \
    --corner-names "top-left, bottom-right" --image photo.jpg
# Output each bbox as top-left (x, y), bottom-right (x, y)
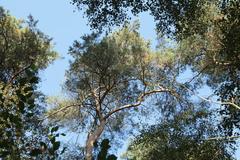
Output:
top-left (0, 7), bottom-right (62, 159)
top-left (48, 23), bottom-right (180, 160)
top-left (71, 0), bottom-right (240, 135)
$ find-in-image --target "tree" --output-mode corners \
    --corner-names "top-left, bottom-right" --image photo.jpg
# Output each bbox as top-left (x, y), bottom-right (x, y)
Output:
top-left (0, 7), bottom-right (57, 83)
top-left (48, 23), bottom-right (179, 160)
top-left (124, 107), bottom-right (235, 160)
top-left (71, 0), bottom-right (204, 37)
top-left (0, 7), bottom-right (63, 159)
top-left (71, 0), bottom-right (240, 136)
top-left (177, 1), bottom-right (240, 135)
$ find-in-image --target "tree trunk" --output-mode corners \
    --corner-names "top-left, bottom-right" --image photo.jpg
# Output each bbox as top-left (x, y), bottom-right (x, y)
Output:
top-left (85, 120), bottom-right (106, 160)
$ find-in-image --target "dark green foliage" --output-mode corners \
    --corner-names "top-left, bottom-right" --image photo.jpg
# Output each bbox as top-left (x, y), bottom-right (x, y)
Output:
top-left (0, 7), bottom-right (61, 159)
top-left (0, 67), bottom-right (41, 159)
top-left (125, 108), bottom-right (235, 160)
top-left (30, 126), bottom-right (66, 159)
top-left (215, 1), bottom-right (240, 135)
top-left (0, 67), bottom-right (65, 159)
top-left (96, 139), bottom-right (117, 160)
top-left (71, 0), bottom-right (204, 37)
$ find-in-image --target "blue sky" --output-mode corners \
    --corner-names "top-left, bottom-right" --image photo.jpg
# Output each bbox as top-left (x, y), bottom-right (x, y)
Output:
top-left (1, 0), bottom-right (239, 159)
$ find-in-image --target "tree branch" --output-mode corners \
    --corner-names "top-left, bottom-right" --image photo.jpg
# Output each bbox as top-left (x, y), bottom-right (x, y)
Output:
top-left (7, 64), bottom-right (32, 84)
top-left (206, 135), bottom-right (240, 141)
top-left (104, 87), bottom-right (175, 119)
top-left (42, 103), bottom-right (82, 121)
top-left (179, 84), bottom-right (240, 110)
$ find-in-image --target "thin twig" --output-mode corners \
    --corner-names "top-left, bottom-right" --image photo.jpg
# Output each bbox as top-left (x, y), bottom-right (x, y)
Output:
top-left (8, 64), bottom-right (32, 84)
top-left (179, 84), bottom-right (240, 110)
top-left (206, 135), bottom-right (240, 141)
top-left (42, 103), bottom-right (82, 121)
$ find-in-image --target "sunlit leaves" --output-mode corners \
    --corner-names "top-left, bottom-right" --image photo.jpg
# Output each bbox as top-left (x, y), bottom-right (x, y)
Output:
top-left (0, 7), bottom-right (57, 83)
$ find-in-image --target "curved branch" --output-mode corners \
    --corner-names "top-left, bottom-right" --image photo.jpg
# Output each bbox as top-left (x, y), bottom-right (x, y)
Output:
top-left (7, 64), bottom-right (32, 84)
top-left (104, 87), bottom-right (176, 119)
top-left (179, 84), bottom-right (240, 110)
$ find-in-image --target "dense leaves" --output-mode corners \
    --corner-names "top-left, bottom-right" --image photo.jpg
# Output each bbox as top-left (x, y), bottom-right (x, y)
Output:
top-left (71, 0), bottom-right (204, 37)
top-left (125, 108), bottom-right (234, 160)
top-left (0, 68), bottom-right (38, 159)
top-left (0, 7), bottom-right (57, 82)
top-left (0, 7), bottom-right (62, 159)
top-left (0, 67), bottom-right (65, 159)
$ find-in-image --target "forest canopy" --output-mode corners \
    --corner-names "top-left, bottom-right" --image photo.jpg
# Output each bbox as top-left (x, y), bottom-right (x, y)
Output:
top-left (1, 0), bottom-right (240, 159)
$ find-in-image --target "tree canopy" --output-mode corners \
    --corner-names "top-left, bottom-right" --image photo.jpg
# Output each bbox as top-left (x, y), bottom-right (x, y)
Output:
top-left (0, 7), bottom-right (57, 82)
top-left (72, 0), bottom-right (240, 136)
top-left (1, 1), bottom-right (240, 159)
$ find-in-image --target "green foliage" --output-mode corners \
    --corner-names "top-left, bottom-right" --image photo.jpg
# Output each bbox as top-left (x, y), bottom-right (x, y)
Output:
top-left (124, 108), bottom-right (234, 160)
top-left (177, 1), bottom-right (240, 135)
top-left (0, 7), bottom-right (57, 82)
top-left (71, 0), bottom-right (205, 36)
top-left (96, 139), bottom-right (117, 160)
top-left (0, 7), bottom-right (62, 159)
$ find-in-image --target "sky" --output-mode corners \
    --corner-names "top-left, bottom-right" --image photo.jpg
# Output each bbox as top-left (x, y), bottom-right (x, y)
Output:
top-left (1, 0), bottom-right (239, 159)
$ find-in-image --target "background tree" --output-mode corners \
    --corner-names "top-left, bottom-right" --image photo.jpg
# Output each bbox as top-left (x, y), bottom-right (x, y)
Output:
top-left (0, 7), bottom-right (57, 83)
top-left (124, 107), bottom-right (235, 160)
top-left (177, 0), bottom-right (240, 135)
top-left (0, 7), bottom-right (63, 159)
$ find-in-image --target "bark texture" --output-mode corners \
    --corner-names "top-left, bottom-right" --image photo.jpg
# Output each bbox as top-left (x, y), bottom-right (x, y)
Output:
top-left (86, 120), bottom-right (106, 160)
